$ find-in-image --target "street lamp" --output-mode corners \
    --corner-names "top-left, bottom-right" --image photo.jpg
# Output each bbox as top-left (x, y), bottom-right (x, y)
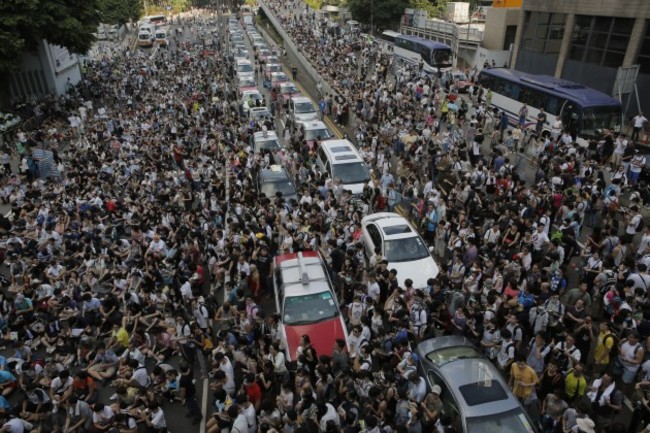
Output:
top-left (370, 0), bottom-right (373, 35)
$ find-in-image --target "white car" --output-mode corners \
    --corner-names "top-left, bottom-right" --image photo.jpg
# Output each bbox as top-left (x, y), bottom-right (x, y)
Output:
top-left (241, 89), bottom-right (264, 113)
top-left (361, 212), bottom-right (439, 289)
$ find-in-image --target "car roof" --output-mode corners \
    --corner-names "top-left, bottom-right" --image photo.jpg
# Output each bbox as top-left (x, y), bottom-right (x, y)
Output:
top-left (290, 96), bottom-right (313, 103)
top-left (299, 121), bottom-right (328, 130)
top-left (361, 212), bottom-right (417, 239)
top-left (417, 336), bottom-right (521, 418)
top-left (274, 251), bottom-right (333, 297)
top-left (320, 139), bottom-right (363, 162)
top-left (254, 131), bottom-right (278, 139)
top-left (259, 165), bottom-right (291, 181)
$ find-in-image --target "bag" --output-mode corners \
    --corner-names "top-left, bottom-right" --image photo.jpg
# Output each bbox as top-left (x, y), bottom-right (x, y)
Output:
top-left (203, 335), bottom-right (214, 351)
top-left (637, 217), bottom-right (645, 233)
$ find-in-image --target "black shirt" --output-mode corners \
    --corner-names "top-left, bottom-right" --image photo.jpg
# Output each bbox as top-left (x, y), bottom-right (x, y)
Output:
top-left (180, 372), bottom-right (196, 398)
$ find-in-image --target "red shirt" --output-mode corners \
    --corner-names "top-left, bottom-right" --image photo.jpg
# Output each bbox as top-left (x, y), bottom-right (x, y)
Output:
top-left (245, 382), bottom-right (262, 406)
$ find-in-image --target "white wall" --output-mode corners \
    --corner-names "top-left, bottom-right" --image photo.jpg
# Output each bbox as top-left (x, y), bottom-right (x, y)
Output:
top-left (458, 46), bottom-right (511, 69)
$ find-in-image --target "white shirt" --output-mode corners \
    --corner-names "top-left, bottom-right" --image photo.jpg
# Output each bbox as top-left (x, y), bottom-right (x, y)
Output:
top-left (532, 230), bottom-right (549, 251)
top-left (220, 358), bottom-right (235, 394)
top-left (634, 115), bottom-right (648, 128)
top-left (150, 408), bottom-right (166, 428)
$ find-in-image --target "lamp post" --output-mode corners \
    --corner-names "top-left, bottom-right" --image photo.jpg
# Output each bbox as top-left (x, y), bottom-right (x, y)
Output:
top-left (370, 0), bottom-right (373, 35)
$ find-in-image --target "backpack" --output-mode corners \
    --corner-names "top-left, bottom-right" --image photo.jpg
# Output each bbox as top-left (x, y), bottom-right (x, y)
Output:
top-left (637, 217), bottom-right (645, 233)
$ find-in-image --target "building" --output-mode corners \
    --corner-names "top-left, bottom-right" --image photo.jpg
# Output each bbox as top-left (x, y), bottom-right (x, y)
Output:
top-left (7, 39), bottom-right (82, 103)
top-left (512, 0), bottom-right (650, 117)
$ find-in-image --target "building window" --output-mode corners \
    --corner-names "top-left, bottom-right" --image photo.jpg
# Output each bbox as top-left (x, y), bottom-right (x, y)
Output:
top-left (521, 11), bottom-right (566, 54)
top-left (569, 15), bottom-right (633, 67)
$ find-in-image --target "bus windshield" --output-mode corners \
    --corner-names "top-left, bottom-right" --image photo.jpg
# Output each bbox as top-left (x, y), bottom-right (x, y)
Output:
top-left (580, 106), bottom-right (622, 135)
top-left (432, 48), bottom-right (453, 67)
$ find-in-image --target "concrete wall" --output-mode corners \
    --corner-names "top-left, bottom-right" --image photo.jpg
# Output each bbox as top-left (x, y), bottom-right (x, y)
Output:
top-left (8, 40), bottom-right (81, 102)
top-left (482, 7), bottom-right (520, 50)
top-left (458, 46), bottom-right (511, 69)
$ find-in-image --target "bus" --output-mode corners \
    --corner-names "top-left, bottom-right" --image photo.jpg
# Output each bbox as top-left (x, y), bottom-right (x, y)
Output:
top-left (240, 5), bottom-right (254, 26)
top-left (477, 67), bottom-right (622, 145)
top-left (379, 30), bottom-right (400, 53)
top-left (393, 34), bottom-right (453, 75)
top-left (145, 15), bottom-right (167, 27)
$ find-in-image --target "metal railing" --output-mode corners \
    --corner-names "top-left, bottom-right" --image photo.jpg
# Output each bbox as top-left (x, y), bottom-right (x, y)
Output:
top-left (400, 23), bottom-right (483, 50)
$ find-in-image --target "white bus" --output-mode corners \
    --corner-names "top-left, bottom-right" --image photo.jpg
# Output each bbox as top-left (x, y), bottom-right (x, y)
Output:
top-left (379, 30), bottom-right (400, 54)
top-left (477, 67), bottom-right (623, 145)
top-left (145, 15), bottom-right (167, 27)
top-left (393, 34), bottom-right (453, 75)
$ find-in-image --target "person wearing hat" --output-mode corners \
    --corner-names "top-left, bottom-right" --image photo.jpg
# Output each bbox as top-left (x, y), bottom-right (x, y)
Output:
top-left (575, 416), bottom-right (596, 433)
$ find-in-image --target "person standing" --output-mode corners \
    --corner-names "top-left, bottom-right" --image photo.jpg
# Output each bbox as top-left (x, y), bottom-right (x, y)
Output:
top-left (178, 362), bottom-right (202, 425)
top-left (536, 108), bottom-right (547, 136)
top-left (632, 112), bottom-right (648, 143)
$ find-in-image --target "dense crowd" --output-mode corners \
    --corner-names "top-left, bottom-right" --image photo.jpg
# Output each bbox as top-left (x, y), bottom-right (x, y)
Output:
top-left (0, 2), bottom-right (649, 433)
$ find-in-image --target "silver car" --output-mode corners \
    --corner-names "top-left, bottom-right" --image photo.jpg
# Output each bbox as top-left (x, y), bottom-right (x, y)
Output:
top-left (416, 336), bottom-right (538, 433)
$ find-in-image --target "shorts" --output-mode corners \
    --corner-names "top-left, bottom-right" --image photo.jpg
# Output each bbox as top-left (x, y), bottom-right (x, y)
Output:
top-left (622, 367), bottom-right (638, 384)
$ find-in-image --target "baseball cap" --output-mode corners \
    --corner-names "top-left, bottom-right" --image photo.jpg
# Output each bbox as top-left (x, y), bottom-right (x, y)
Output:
top-left (431, 385), bottom-right (442, 395)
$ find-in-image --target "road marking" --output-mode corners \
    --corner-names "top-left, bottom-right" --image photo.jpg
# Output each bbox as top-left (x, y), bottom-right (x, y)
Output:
top-left (323, 116), bottom-right (343, 138)
top-left (200, 377), bottom-right (209, 433)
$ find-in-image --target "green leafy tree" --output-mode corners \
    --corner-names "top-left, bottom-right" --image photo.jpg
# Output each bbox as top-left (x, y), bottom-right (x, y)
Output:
top-left (0, 0), bottom-right (102, 74)
top-left (100, 0), bottom-right (143, 25)
top-left (347, 0), bottom-right (406, 32)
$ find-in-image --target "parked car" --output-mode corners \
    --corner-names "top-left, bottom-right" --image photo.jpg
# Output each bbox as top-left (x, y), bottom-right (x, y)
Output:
top-left (360, 212), bottom-right (439, 289)
top-left (256, 164), bottom-right (297, 201)
top-left (273, 251), bottom-right (348, 361)
top-left (416, 336), bottom-right (539, 433)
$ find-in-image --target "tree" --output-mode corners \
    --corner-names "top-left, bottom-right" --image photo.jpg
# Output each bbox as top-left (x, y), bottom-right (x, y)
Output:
top-left (347, 0), bottom-right (406, 32)
top-left (0, 0), bottom-right (102, 74)
top-left (100, 0), bottom-right (143, 25)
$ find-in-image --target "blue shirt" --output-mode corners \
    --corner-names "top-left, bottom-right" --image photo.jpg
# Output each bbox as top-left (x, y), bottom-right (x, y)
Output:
top-left (0, 371), bottom-right (16, 384)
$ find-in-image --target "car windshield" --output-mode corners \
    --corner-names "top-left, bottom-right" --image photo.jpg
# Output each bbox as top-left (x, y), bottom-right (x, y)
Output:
top-left (384, 236), bottom-right (430, 262)
top-left (251, 110), bottom-right (270, 120)
top-left (273, 75), bottom-right (288, 83)
top-left (295, 102), bottom-right (316, 114)
top-left (466, 408), bottom-right (535, 433)
top-left (425, 345), bottom-right (482, 366)
top-left (240, 78), bottom-right (256, 87)
top-left (283, 291), bottom-right (339, 325)
top-left (139, 33), bottom-right (151, 40)
top-left (261, 179), bottom-right (295, 198)
top-left (245, 93), bottom-right (262, 101)
top-left (237, 64), bottom-right (253, 73)
top-left (332, 162), bottom-right (369, 184)
top-left (267, 65), bottom-right (281, 72)
top-left (304, 128), bottom-right (332, 141)
top-left (282, 85), bottom-right (298, 94)
top-left (255, 138), bottom-right (281, 151)
top-left (580, 106), bottom-right (622, 136)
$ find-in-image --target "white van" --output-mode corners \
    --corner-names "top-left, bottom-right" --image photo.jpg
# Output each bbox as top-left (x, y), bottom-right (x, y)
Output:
top-left (155, 29), bottom-right (168, 46)
top-left (316, 140), bottom-right (370, 195)
top-left (138, 24), bottom-right (156, 48)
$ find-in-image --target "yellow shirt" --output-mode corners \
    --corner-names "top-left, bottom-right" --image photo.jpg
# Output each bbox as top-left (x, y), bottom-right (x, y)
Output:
top-left (564, 370), bottom-right (587, 399)
top-left (510, 364), bottom-right (539, 399)
top-left (114, 327), bottom-right (129, 347)
top-left (594, 331), bottom-right (614, 366)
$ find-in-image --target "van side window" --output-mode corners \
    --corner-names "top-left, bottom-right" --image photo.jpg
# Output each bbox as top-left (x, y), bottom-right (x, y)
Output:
top-left (318, 147), bottom-right (327, 165)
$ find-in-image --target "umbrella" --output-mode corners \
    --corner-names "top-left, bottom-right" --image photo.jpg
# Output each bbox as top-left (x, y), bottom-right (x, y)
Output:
top-left (447, 103), bottom-right (459, 111)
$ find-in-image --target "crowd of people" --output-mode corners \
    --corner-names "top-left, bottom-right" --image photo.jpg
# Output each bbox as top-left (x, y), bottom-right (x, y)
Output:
top-left (0, 2), bottom-right (649, 433)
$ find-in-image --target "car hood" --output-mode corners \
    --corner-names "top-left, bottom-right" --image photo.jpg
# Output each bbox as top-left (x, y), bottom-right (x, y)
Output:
top-left (283, 318), bottom-right (346, 361)
top-left (294, 112), bottom-right (319, 122)
top-left (389, 256), bottom-right (439, 289)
